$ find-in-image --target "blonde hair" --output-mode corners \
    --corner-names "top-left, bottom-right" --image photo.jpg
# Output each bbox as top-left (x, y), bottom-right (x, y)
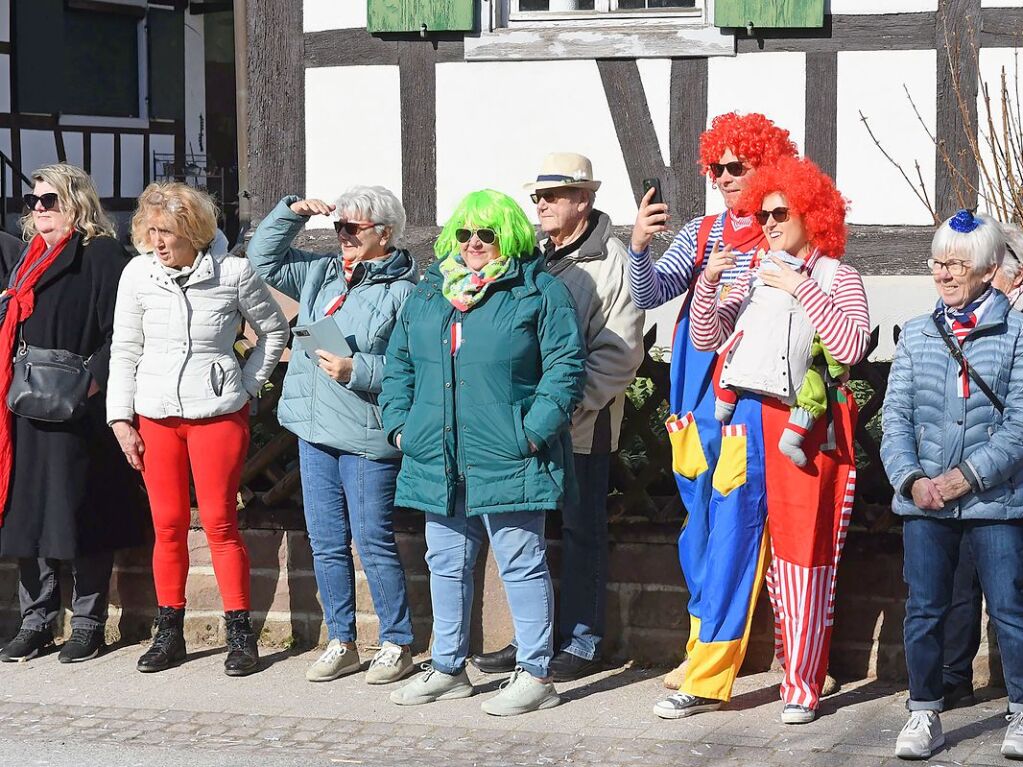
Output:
top-left (20, 163), bottom-right (117, 243)
top-left (131, 182), bottom-right (219, 253)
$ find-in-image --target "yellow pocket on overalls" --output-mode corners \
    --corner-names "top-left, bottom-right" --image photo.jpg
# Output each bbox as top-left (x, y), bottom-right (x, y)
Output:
top-left (665, 412), bottom-right (709, 479)
top-left (712, 424), bottom-right (748, 496)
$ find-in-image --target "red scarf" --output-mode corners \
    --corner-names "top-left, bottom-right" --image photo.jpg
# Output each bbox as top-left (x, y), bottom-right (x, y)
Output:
top-left (0, 232), bottom-right (73, 521)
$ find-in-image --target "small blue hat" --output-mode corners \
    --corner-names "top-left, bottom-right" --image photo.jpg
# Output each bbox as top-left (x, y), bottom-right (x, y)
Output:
top-left (949, 209), bottom-right (981, 234)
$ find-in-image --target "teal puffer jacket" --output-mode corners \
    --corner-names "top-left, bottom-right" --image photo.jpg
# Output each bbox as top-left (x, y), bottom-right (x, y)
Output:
top-left (380, 253), bottom-right (586, 517)
top-left (247, 197), bottom-right (418, 460)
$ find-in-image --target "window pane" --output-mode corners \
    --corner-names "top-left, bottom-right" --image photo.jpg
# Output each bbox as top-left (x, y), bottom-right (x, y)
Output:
top-left (148, 9), bottom-right (185, 120)
top-left (63, 10), bottom-right (140, 117)
top-left (516, 0), bottom-right (595, 9)
top-left (518, 0), bottom-right (549, 10)
top-left (618, 0), bottom-right (696, 7)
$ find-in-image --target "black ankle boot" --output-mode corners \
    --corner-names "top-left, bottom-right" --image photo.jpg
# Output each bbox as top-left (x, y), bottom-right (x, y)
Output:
top-left (224, 610), bottom-right (259, 677)
top-left (137, 606), bottom-right (186, 673)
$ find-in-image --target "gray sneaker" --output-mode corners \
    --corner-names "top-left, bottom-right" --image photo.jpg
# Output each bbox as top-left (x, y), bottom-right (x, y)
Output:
top-left (389, 664), bottom-right (474, 705)
top-left (481, 667), bottom-right (561, 716)
top-left (895, 711), bottom-right (944, 759)
top-left (305, 639), bottom-right (361, 682)
top-left (1002, 711), bottom-right (1023, 759)
top-left (653, 692), bottom-right (722, 720)
top-left (365, 642), bottom-right (414, 685)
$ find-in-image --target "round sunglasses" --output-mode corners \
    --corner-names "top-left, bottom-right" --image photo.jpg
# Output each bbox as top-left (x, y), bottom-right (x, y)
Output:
top-left (454, 228), bottom-right (497, 245)
top-left (24, 192), bottom-right (60, 211)
top-left (754, 207), bottom-right (791, 226)
top-left (708, 162), bottom-right (748, 179)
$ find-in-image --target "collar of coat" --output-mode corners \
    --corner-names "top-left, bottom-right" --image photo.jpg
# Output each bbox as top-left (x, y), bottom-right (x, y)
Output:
top-left (422, 250), bottom-right (544, 300)
top-left (331, 247), bottom-right (417, 291)
top-left (539, 209), bottom-right (612, 269)
top-left (921, 288), bottom-right (1011, 339)
top-left (142, 247), bottom-right (224, 290)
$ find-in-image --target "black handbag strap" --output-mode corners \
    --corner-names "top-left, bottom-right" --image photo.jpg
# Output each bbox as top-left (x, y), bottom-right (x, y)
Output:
top-left (931, 311), bottom-right (1004, 413)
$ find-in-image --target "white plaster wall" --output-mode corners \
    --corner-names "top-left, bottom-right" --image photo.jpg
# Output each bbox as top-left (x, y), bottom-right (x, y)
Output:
top-left (828, 0), bottom-right (936, 12)
top-left (184, 13), bottom-right (206, 158)
top-left (305, 66), bottom-right (402, 229)
top-left (837, 49), bottom-right (937, 225)
top-left (90, 134), bottom-right (116, 198)
top-left (436, 60), bottom-right (637, 225)
top-left (304, 0), bottom-right (366, 32)
top-left (20, 131), bottom-right (59, 179)
top-left (637, 58), bottom-right (671, 168)
top-left (0, 0), bottom-right (9, 43)
top-left (62, 132), bottom-right (85, 169)
top-left (0, 54), bottom-right (9, 114)
top-left (121, 134), bottom-right (145, 197)
top-left (705, 52), bottom-right (806, 216)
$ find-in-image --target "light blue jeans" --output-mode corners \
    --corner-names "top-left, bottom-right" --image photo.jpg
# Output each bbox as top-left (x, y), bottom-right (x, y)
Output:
top-left (298, 439), bottom-right (413, 646)
top-left (426, 491), bottom-right (554, 679)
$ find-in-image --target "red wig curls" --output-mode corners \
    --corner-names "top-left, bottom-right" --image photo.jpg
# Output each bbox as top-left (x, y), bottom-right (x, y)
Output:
top-left (739, 156), bottom-right (849, 258)
top-left (698, 112), bottom-right (798, 173)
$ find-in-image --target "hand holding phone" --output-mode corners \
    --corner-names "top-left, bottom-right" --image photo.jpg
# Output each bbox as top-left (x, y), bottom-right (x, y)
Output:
top-left (632, 177), bottom-right (670, 254)
top-left (642, 178), bottom-right (663, 206)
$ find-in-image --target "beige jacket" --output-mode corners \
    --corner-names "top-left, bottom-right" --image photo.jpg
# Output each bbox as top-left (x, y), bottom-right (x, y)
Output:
top-left (542, 210), bottom-right (646, 454)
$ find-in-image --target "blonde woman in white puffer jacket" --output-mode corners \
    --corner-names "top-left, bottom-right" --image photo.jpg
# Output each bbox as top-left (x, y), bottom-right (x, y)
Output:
top-left (107, 182), bottom-right (288, 678)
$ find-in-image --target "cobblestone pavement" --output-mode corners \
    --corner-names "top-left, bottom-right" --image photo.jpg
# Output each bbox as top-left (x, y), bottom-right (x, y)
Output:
top-left (0, 643), bottom-right (1015, 766)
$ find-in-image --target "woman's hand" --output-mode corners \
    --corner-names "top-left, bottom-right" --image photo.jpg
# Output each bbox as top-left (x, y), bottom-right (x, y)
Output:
top-left (703, 242), bottom-right (737, 284)
top-left (759, 255), bottom-right (810, 295)
top-left (630, 186), bottom-right (670, 254)
top-left (911, 476), bottom-right (945, 511)
top-left (933, 468), bottom-right (972, 504)
top-left (317, 350), bottom-right (354, 383)
top-left (112, 421), bottom-right (145, 471)
top-left (289, 199), bottom-right (336, 218)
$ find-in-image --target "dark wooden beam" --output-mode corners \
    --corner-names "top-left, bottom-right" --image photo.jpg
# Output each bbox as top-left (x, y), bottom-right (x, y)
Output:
top-left (248, 1), bottom-right (304, 220)
top-left (113, 132), bottom-right (122, 199)
top-left (934, 0), bottom-right (981, 218)
top-left (804, 51), bottom-right (838, 179)
top-left (979, 8), bottom-right (1023, 48)
top-left (597, 59), bottom-right (666, 209)
top-left (844, 225), bottom-right (934, 276)
top-left (53, 125), bottom-right (67, 165)
top-left (735, 13), bottom-right (935, 53)
top-left (397, 41), bottom-right (437, 227)
top-left (82, 130), bottom-right (92, 174)
top-left (0, 42), bottom-right (10, 55)
top-left (305, 29), bottom-right (463, 69)
top-left (668, 58), bottom-right (707, 222)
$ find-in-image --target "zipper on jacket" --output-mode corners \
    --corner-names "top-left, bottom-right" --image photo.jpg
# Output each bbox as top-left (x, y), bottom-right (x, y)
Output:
top-left (451, 308), bottom-right (467, 507)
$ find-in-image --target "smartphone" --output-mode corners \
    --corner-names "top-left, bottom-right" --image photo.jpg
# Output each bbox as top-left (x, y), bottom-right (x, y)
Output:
top-left (642, 177), bottom-right (663, 206)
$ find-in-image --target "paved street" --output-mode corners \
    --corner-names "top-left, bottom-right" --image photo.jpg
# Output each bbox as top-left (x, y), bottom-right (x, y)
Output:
top-left (0, 642), bottom-right (1014, 766)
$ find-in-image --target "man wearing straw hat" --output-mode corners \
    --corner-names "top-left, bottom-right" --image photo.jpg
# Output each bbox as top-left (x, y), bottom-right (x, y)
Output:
top-left (471, 152), bottom-right (645, 681)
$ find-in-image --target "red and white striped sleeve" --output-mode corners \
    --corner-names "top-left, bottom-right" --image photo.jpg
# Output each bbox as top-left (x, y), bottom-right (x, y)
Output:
top-left (792, 264), bottom-right (871, 365)
top-left (688, 270), bottom-right (753, 351)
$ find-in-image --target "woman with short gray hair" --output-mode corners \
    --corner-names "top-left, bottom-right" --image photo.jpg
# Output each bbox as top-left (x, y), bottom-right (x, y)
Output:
top-left (246, 187), bottom-right (418, 685)
top-left (995, 222), bottom-right (1023, 310)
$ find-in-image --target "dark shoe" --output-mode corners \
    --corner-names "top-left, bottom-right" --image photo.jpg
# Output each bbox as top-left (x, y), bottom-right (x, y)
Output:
top-left (224, 610), bottom-right (259, 677)
top-left (943, 680), bottom-right (976, 709)
top-left (58, 626), bottom-right (105, 664)
top-left (470, 643), bottom-right (517, 675)
top-left (0, 627), bottom-right (53, 662)
top-left (137, 606), bottom-right (186, 673)
top-left (549, 651), bottom-right (602, 682)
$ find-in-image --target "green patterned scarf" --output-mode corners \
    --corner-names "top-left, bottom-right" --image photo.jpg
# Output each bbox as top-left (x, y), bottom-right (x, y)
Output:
top-left (439, 254), bottom-right (512, 311)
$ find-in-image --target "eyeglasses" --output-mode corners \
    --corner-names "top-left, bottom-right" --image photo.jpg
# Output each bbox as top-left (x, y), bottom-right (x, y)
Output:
top-left (708, 162), bottom-right (748, 179)
top-left (927, 258), bottom-right (971, 277)
top-left (754, 207), bottom-right (790, 226)
top-left (454, 228), bottom-right (497, 245)
top-left (333, 220), bottom-right (376, 236)
top-left (530, 190), bottom-right (569, 205)
top-left (24, 193), bottom-right (59, 211)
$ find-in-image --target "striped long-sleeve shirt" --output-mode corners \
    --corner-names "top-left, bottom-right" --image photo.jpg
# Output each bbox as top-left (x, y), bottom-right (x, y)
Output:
top-left (627, 212), bottom-right (759, 310)
top-left (689, 251), bottom-right (871, 366)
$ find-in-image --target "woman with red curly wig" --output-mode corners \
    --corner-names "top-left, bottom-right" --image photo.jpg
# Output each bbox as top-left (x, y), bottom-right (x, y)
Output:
top-left (674, 157), bottom-right (870, 724)
top-left (629, 112), bottom-right (798, 714)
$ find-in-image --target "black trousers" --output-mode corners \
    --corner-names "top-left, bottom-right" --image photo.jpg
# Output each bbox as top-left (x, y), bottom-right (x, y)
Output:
top-left (943, 536), bottom-right (984, 689)
top-left (18, 553), bottom-right (114, 632)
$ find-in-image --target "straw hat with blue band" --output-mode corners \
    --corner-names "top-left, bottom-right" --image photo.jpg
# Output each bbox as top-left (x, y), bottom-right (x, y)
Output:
top-left (523, 152), bottom-right (602, 193)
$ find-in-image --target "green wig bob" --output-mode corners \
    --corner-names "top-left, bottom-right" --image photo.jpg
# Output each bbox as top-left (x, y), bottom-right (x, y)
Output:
top-left (435, 189), bottom-right (537, 261)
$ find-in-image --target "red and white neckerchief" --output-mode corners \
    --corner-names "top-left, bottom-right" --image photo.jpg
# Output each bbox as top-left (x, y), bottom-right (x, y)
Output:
top-left (323, 260), bottom-right (357, 316)
top-left (450, 321), bottom-right (463, 356)
top-left (944, 291), bottom-right (991, 398)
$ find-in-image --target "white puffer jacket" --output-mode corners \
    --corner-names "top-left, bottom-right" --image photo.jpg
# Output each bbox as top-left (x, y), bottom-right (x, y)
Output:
top-left (106, 248), bottom-right (289, 423)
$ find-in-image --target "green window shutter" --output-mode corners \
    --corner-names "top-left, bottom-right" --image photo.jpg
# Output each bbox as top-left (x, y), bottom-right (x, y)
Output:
top-left (367, 0), bottom-right (474, 33)
top-left (715, 0), bottom-right (824, 29)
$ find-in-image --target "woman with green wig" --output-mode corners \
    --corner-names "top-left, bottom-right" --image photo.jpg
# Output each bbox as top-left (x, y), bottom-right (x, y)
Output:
top-left (381, 189), bottom-right (586, 716)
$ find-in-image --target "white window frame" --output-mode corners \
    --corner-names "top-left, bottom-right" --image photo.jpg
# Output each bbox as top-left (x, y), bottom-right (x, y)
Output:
top-left (508, 0), bottom-right (705, 24)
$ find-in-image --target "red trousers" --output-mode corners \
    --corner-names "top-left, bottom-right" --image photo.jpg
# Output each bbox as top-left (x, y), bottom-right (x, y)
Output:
top-left (138, 408), bottom-right (251, 612)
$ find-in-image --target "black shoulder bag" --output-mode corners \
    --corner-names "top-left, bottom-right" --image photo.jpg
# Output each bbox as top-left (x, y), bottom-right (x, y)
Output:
top-left (931, 312), bottom-right (1004, 414)
top-left (7, 328), bottom-right (92, 422)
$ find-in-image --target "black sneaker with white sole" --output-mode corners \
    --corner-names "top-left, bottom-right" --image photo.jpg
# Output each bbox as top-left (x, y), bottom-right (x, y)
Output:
top-left (0, 627), bottom-right (53, 662)
top-left (653, 692), bottom-right (723, 719)
top-left (58, 627), bottom-right (105, 664)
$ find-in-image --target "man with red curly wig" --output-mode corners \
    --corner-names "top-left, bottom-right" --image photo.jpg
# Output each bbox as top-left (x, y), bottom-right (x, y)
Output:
top-left (628, 112), bottom-right (798, 717)
top-left (681, 156), bottom-right (870, 723)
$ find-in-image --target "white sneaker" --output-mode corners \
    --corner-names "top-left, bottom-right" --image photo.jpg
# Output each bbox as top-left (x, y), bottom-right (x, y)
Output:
top-left (389, 664), bottom-right (474, 705)
top-left (1002, 711), bottom-right (1023, 759)
top-left (365, 642), bottom-right (414, 685)
top-left (305, 639), bottom-right (361, 682)
top-left (653, 692), bottom-right (722, 720)
top-left (781, 704), bottom-right (816, 724)
top-left (895, 711), bottom-right (944, 759)
top-left (480, 667), bottom-right (561, 716)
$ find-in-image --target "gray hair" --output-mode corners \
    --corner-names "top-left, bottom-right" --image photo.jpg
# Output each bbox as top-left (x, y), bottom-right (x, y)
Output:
top-left (334, 185), bottom-right (406, 245)
top-left (1001, 221), bottom-right (1023, 281)
top-left (931, 211), bottom-right (1005, 274)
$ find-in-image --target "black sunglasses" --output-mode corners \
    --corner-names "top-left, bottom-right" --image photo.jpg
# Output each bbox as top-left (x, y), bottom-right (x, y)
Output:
top-left (24, 193), bottom-right (59, 211)
top-left (754, 207), bottom-right (791, 226)
top-left (333, 220), bottom-right (376, 236)
top-left (709, 162), bottom-right (748, 179)
top-left (454, 228), bottom-right (497, 245)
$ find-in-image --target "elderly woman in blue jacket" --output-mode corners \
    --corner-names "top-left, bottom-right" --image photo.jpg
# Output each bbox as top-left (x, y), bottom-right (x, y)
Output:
top-left (380, 189), bottom-right (585, 716)
top-left (881, 210), bottom-right (1023, 762)
top-left (247, 187), bottom-right (417, 685)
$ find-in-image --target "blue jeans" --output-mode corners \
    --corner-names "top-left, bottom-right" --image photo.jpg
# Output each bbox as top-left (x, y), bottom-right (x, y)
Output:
top-left (558, 452), bottom-right (610, 661)
top-left (298, 439), bottom-right (413, 646)
top-left (903, 517), bottom-right (1023, 712)
top-left (426, 491), bottom-right (554, 679)
top-left (943, 536), bottom-right (983, 689)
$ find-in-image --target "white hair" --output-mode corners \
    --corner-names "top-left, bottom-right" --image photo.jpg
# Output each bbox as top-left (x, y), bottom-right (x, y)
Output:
top-left (931, 211), bottom-right (1005, 273)
top-left (334, 185), bottom-right (407, 245)
top-left (1001, 221), bottom-right (1023, 281)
